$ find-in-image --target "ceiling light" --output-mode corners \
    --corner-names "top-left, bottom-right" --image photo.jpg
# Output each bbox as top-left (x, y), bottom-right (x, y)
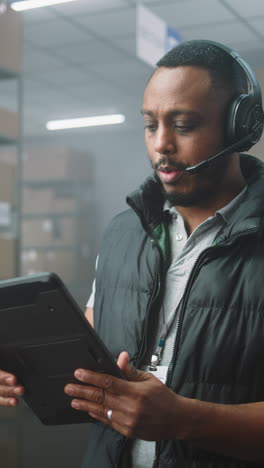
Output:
top-left (10, 0), bottom-right (77, 12)
top-left (46, 114), bottom-right (126, 131)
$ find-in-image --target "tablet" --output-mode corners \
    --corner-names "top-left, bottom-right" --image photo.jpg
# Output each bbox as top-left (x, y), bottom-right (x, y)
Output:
top-left (0, 272), bottom-right (125, 425)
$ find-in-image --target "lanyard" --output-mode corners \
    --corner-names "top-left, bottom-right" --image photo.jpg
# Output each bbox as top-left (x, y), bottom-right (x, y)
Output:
top-left (149, 304), bottom-right (179, 369)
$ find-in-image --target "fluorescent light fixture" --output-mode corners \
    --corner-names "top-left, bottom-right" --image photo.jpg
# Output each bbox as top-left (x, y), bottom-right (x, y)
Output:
top-left (46, 114), bottom-right (126, 131)
top-left (11, 0), bottom-right (77, 12)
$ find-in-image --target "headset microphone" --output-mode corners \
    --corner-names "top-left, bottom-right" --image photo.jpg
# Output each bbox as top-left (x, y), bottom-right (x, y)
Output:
top-left (186, 122), bottom-right (263, 176)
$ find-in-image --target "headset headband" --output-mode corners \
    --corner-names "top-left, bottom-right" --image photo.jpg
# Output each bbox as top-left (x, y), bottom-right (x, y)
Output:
top-left (177, 39), bottom-right (264, 150)
top-left (194, 39), bottom-right (262, 104)
top-left (199, 40), bottom-right (262, 104)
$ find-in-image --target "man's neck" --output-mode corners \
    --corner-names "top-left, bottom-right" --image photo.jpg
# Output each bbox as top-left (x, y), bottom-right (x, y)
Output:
top-left (175, 176), bottom-right (246, 236)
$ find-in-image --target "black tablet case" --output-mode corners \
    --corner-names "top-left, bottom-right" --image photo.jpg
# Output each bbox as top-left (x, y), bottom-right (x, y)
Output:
top-left (0, 273), bottom-right (124, 425)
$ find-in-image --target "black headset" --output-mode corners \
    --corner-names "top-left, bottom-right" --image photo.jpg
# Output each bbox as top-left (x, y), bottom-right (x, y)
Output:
top-left (198, 40), bottom-right (264, 152)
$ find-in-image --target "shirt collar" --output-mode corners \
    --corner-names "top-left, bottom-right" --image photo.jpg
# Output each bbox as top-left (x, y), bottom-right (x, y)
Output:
top-left (163, 185), bottom-right (248, 224)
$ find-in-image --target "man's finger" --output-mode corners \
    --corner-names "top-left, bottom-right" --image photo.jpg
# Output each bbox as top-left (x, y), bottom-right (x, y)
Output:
top-left (71, 398), bottom-right (139, 439)
top-left (0, 385), bottom-right (24, 398)
top-left (116, 351), bottom-right (129, 371)
top-left (70, 398), bottom-right (127, 434)
top-left (65, 382), bottom-right (132, 416)
top-left (65, 383), bottom-right (106, 405)
top-left (122, 361), bottom-right (146, 382)
top-left (73, 365), bottom-right (151, 395)
top-left (0, 396), bottom-right (19, 407)
top-left (71, 398), bottom-right (108, 421)
top-left (0, 372), bottom-right (17, 385)
top-left (117, 351), bottom-right (147, 380)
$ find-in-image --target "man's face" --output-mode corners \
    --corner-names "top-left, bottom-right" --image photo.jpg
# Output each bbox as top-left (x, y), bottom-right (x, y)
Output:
top-left (142, 66), bottom-right (232, 206)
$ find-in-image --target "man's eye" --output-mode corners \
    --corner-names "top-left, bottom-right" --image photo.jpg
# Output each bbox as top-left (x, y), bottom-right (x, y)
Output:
top-left (144, 123), bottom-right (157, 132)
top-left (174, 124), bottom-right (195, 133)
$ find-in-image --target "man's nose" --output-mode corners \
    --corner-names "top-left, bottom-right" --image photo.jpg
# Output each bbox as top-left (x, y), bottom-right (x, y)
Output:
top-left (154, 127), bottom-right (176, 155)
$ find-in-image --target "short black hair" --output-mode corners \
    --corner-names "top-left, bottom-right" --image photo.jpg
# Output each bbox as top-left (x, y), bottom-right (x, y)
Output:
top-left (156, 40), bottom-right (248, 95)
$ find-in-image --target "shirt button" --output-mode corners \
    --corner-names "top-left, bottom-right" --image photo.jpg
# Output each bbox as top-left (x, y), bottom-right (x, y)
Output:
top-left (176, 234), bottom-right (183, 241)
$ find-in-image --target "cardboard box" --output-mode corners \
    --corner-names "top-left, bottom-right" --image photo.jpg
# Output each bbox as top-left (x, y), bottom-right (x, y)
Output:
top-left (0, 161), bottom-right (17, 204)
top-left (21, 248), bottom-right (94, 290)
top-left (23, 147), bottom-right (94, 181)
top-left (0, 236), bottom-right (16, 279)
top-left (22, 219), bottom-right (53, 246)
top-left (51, 195), bottom-right (76, 213)
top-left (21, 249), bottom-right (42, 276)
top-left (23, 187), bottom-right (77, 214)
top-left (0, 108), bottom-right (19, 142)
top-left (0, 7), bottom-right (21, 75)
top-left (21, 249), bottom-right (76, 284)
top-left (22, 217), bottom-right (75, 247)
top-left (23, 188), bottom-right (54, 214)
top-left (43, 250), bottom-right (76, 284)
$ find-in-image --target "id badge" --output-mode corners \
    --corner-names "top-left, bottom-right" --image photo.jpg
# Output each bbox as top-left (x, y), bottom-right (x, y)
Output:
top-left (148, 365), bottom-right (168, 384)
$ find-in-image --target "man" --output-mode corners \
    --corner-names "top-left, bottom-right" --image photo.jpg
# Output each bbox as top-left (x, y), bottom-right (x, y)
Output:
top-left (1, 40), bottom-right (264, 467)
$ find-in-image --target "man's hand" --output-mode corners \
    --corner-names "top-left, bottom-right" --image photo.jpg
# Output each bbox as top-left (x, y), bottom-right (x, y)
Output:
top-left (0, 370), bottom-right (25, 407)
top-left (64, 352), bottom-right (186, 441)
top-left (64, 353), bottom-right (264, 462)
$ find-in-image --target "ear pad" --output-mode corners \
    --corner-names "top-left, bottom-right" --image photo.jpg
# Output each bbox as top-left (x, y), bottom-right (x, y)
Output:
top-left (227, 94), bottom-right (264, 151)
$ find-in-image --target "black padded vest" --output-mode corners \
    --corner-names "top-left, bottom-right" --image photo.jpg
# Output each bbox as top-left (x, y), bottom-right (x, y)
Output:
top-left (82, 155), bottom-right (264, 468)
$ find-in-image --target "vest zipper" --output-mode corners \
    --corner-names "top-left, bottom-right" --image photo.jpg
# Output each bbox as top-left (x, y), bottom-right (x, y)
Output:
top-left (152, 228), bottom-right (258, 468)
top-left (151, 247), bottom-right (209, 468)
top-left (136, 234), bottom-right (163, 368)
top-left (117, 233), bottom-right (163, 467)
top-left (126, 198), bottom-right (164, 367)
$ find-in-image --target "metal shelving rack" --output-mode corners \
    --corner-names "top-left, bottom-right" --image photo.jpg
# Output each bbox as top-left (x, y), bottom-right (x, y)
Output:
top-left (21, 164), bottom-right (96, 309)
top-left (0, 5), bottom-right (23, 278)
top-left (0, 6), bottom-right (23, 468)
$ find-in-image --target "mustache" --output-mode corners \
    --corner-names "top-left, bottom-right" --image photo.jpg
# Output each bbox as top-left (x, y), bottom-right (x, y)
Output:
top-left (152, 157), bottom-right (188, 172)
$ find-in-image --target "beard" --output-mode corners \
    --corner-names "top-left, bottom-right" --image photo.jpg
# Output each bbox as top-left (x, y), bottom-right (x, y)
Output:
top-left (150, 154), bottom-right (230, 208)
top-left (161, 183), bottom-right (216, 207)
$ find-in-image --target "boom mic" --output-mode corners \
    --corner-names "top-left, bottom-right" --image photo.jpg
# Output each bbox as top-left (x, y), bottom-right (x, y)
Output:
top-left (185, 128), bottom-right (260, 176)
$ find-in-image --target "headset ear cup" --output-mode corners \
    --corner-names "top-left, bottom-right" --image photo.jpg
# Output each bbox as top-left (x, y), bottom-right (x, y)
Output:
top-left (226, 94), bottom-right (248, 143)
top-left (226, 94), bottom-right (263, 151)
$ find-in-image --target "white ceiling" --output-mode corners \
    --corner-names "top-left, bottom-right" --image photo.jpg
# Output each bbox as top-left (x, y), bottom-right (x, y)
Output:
top-left (2, 0), bottom-right (264, 137)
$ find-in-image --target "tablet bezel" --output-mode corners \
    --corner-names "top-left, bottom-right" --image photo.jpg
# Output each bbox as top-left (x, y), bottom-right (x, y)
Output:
top-left (0, 272), bottom-right (124, 425)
